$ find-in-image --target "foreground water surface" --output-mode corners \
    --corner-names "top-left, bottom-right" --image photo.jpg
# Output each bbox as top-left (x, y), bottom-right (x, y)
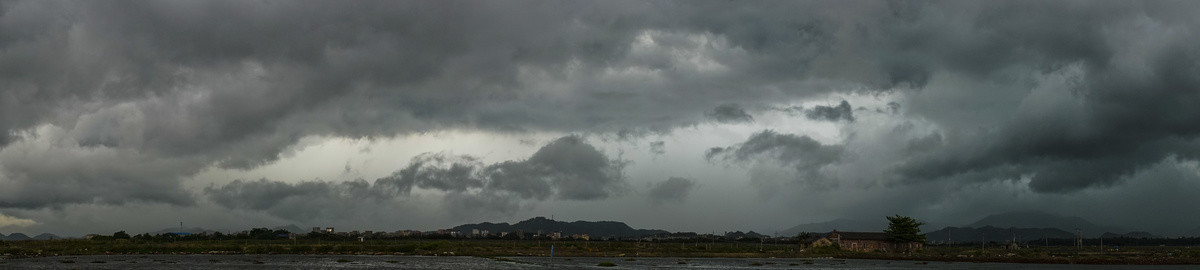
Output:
top-left (2, 255), bottom-right (1196, 269)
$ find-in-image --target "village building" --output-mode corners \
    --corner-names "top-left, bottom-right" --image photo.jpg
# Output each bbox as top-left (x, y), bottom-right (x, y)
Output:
top-left (826, 230), bottom-right (922, 252)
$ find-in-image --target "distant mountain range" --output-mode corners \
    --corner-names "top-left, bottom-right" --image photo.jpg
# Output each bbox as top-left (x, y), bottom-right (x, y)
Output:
top-left (1, 232), bottom-right (64, 240)
top-left (453, 217), bottom-right (667, 238)
top-left (925, 226), bottom-right (1076, 243)
top-left (724, 231), bottom-right (769, 239)
top-left (780, 211), bottom-right (1152, 238)
top-left (925, 227), bottom-right (1164, 244)
top-left (962, 211), bottom-right (1134, 238)
top-left (1, 232), bottom-right (31, 241)
top-left (32, 233), bottom-right (62, 240)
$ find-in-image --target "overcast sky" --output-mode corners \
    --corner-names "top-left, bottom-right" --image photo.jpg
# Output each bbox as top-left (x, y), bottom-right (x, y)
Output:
top-left (3, 0), bottom-right (1200, 237)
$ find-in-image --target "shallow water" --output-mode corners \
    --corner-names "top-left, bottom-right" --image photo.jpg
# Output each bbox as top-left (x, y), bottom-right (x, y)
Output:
top-left (1, 255), bottom-right (1195, 269)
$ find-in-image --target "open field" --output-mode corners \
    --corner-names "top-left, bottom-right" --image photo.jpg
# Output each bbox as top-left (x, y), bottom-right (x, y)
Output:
top-left (3, 239), bottom-right (1200, 265)
top-left (4, 255), bottom-right (1199, 270)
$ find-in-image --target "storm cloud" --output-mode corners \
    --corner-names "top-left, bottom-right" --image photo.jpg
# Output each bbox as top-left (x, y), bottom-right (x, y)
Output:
top-left (647, 177), bottom-right (697, 205)
top-left (649, 141), bottom-right (666, 156)
top-left (1, 1), bottom-right (1200, 236)
top-left (707, 130), bottom-right (845, 190)
top-left (706, 104), bottom-right (754, 124)
top-left (805, 100), bottom-right (854, 122)
top-left (203, 136), bottom-right (627, 221)
top-left (204, 178), bottom-right (388, 221)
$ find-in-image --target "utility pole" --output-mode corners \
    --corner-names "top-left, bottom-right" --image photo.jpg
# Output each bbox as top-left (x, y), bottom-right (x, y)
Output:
top-left (1075, 228), bottom-right (1083, 249)
top-left (1010, 229), bottom-right (1016, 250)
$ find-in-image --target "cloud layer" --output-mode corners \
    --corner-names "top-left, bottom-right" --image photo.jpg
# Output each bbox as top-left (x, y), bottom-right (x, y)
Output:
top-left (1, 1), bottom-right (1199, 235)
top-left (203, 136), bottom-right (627, 221)
top-left (647, 177), bottom-right (697, 205)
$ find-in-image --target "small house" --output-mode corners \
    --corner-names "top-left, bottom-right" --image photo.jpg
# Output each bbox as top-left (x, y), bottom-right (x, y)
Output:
top-left (827, 230), bottom-right (922, 252)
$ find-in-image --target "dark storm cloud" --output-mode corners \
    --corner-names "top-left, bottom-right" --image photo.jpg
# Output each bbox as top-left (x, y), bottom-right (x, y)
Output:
top-left (805, 101), bottom-right (854, 122)
top-left (384, 136), bottom-right (628, 202)
top-left (0, 0), bottom-right (847, 208)
top-left (841, 1), bottom-right (1200, 193)
top-left (506, 135), bottom-right (628, 200)
top-left (377, 154), bottom-right (485, 193)
top-left (0, 127), bottom-right (201, 208)
top-left (649, 141), bottom-right (666, 156)
top-left (707, 130), bottom-right (844, 188)
top-left (204, 136), bottom-right (626, 220)
top-left (709, 130), bottom-right (843, 166)
top-left (204, 178), bottom-right (387, 221)
top-left (706, 104), bottom-right (754, 124)
top-left (647, 177), bottom-right (697, 205)
top-left (0, 0), bottom-right (1199, 218)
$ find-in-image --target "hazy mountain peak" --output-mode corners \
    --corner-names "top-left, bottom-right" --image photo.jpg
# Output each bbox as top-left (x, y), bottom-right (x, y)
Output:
top-left (2, 232), bottom-right (31, 241)
top-left (964, 211), bottom-right (1134, 237)
top-left (455, 217), bottom-right (664, 238)
top-left (965, 211), bottom-right (1094, 229)
top-left (32, 233), bottom-right (62, 240)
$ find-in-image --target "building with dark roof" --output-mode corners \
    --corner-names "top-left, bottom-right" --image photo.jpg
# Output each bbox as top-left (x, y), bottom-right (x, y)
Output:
top-left (828, 230), bottom-right (922, 252)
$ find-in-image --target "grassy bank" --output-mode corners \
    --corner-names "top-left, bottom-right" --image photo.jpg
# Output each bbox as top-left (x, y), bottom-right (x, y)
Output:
top-left (2, 239), bottom-right (1198, 264)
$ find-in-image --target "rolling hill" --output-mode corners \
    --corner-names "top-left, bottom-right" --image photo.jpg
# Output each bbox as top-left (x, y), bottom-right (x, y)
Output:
top-left (453, 217), bottom-right (667, 238)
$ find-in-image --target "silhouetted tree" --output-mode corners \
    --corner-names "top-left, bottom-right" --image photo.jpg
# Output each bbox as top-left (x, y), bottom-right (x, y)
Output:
top-left (884, 215), bottom-right (925, 243)
top-left (112, 231), bottom-right (131, 239)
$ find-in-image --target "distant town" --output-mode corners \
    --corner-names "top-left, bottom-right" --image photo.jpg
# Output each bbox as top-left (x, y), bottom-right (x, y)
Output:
top-left (5, 214), bottom-right (1192, 250)
top-left (4, 214), bottom-right (1200, 265)
top-left (73, 216), bottom-right (798, 245)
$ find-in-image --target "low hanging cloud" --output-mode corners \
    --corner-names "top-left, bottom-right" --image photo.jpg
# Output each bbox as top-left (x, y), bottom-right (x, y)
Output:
top-left (649, 141), bottom-right (666, 156)
top-left (377, 154), bottom-right (487, 194)
top-left (805, 100), bottom-right (854, 122)
top-left (707, 130), bottom-right (845, 189)
top-left (647, 177), bottom-right (697, 205)
top-left (705, 104), bottom-right (755, 124)
top-left (0, 126), bottom-right (199, 209)
top-left (0, 212), bottom-right (36, 228)
top-left (204, 135), bottom-right (627, 221)
top-left (204, 178), bottom-right (388, 221)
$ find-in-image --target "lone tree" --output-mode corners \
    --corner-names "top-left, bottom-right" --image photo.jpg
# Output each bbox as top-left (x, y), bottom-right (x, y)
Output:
top-left (112, 230), bottom-right (131, 240)
top-left (883, 215), bottom-right (925, 243)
